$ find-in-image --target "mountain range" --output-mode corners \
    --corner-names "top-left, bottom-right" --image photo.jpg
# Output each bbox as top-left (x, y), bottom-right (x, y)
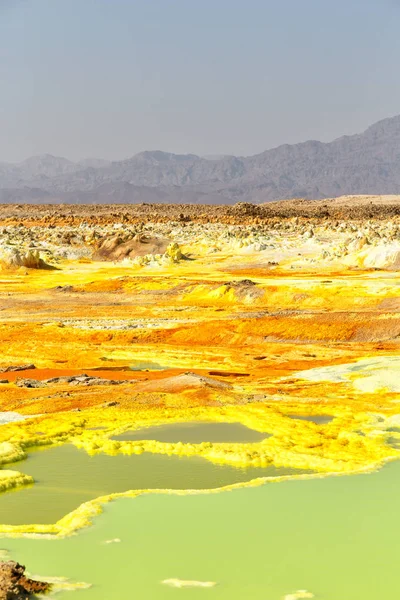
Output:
top-left (2, 114), bottom-right (400, 204)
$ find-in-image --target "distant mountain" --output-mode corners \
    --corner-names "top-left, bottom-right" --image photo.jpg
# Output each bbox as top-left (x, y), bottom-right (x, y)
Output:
top-left (77, 158), bottom-right (112, 169)
top-left (2, 115), bottom-right (400, 204)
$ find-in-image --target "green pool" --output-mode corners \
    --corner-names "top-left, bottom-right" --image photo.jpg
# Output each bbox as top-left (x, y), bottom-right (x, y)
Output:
top-left (0, 444), bottom-right (303, 525)
top-left (111, 421), bottom-right (268, 443)
top-left (3, 461), bottom-right (400, 599)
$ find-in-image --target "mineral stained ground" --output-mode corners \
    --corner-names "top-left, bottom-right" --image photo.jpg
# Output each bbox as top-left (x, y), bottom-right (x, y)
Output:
top-left (1, 197), bottom-right (400, 536)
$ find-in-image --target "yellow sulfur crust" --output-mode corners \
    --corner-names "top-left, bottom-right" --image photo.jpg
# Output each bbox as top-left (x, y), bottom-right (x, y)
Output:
top-left (1, 215), bottom-right (400, 536)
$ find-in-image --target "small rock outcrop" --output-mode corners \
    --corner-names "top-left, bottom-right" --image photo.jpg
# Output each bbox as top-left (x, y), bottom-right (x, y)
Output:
top-left (0, 248), bottom-right (52, 270)
top-left (93, 233), bottom-right (170, 261)
top-left (15, 379), bottom-right (46, 389)
top-left (0, 561), bottom-right (51, 599)
top-left (0, 365), bottom-right (35, 373)
top-left (15, 374), bottom-right (129, 388)
top-left (226, 203), bottom-right (264, 218)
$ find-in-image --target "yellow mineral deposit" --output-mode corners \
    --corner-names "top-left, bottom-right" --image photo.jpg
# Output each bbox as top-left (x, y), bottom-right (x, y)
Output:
top-left (1, 203), bottom-right (400, 538)
top-left (0, 470), bottom-right (33, 492)
top-left (162, 579), bottom-right (217, 588)
top-left (283, 591), bottom-right (314, 600)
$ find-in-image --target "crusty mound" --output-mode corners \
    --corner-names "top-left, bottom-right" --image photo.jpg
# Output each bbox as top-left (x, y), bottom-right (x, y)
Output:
top-left (93, 233), bottom-right (170, 261)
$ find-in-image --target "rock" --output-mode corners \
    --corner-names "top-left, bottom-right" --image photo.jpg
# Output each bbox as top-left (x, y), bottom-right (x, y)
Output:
top-left (0, 248), bottom-right (51, 269)
top-left (227, 203), bottom-right (264, 218)
top-left (0, 365), bottom-right (35, 373)
top-left (226, 279), bottom-right (257, 287)
top-left (303, 227), bottom-right (314, 239)
top-left (91, 234), bottom-right (123, 260)
top-left (15, 379), bottom-right (45, 389)
top-left (164, 242), bottom-right (184, 263)
top-left (65, 376), bottom-right (127, 387)
top-left (52, 285), bottom-right (75, 292)
top-left (136, 372), bottom-right (231, 393)
top-left (44, 376), bottom-right (77, 384)
top-left (93, 233), bottom-right (170, 261)
top-left (85, 378), bottom-right (127, 386)
top-left (0, 561), bottom-right (51, 599)
top-left (15, 375), bottom-right (129, 388)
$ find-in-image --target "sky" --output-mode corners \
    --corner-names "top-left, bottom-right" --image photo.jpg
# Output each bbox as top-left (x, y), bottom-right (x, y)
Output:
top-left (1, 0), bottom-right (400, 162)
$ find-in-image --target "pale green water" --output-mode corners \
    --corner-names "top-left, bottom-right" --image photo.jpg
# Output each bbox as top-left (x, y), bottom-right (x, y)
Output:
top-left (129, 360), bottom-right (168, 371)
top-left (0, 445), bottom-right (304, 525)
top-left (112, 421), bottom-right (268, 443)
top-left (3, 461), bottom-right (400, 599)
top-left (288, 415), bottom-right (334, 425)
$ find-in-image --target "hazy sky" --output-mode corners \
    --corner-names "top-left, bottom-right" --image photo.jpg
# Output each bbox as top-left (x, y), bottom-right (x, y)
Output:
top-left (1, 0), bottom-right (400, 162)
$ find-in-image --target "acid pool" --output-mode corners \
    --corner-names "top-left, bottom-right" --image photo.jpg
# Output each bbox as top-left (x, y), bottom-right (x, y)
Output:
top-left (288, 415), bottom-right (334, 425)
top-left (3, 461), bottom-right (400, 599)
top-left (111, 421), bottom-right (268, 443)
top-left (0, 445), bottom-right (303, 525)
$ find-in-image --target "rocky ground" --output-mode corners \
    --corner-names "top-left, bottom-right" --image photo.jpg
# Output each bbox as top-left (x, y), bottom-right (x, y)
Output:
top-left (1, 195), bottom-right (400, 226)
top-left (2, 196), bottom-right (400, 270)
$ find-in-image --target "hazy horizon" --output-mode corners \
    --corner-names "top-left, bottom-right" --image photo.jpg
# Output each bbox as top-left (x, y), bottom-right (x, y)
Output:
top-left (2, 0), bottom-right (400, 162)
top-left (1, 111), bottom-right (400, 165)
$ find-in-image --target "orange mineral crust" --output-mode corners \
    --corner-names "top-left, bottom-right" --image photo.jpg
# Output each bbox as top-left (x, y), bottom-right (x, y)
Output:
top-left (1, 206), bottom-right (400, 534)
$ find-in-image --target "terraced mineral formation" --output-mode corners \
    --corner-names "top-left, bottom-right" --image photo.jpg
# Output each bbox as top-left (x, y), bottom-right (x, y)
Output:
top-left (1, 198), bottom-right (400, 537)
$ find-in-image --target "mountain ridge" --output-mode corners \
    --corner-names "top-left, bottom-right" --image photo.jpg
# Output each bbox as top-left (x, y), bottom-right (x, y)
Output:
top-left (2, 114), bottom-right (400, 204)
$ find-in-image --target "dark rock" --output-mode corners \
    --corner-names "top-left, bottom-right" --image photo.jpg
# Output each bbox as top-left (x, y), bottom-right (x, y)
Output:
top-left (227, 203), bottom-right (264, 217)
top-left (83, 378), bottom-right (127, 386)
top-left (0, 560), bottom-right (51, 599)
top-left (28, 375), bottom-right (129, 387)
top-left (227, 279), bottom-right (257, 287)
top-left (44, 376), bottom-right (76, 384)
top-left (67, 376), bottom-right (127, 387)
top-left (52, 285), bottom-right (75, 292)
top-left (0, 365), bottom-right (36, 373)
top-left (15, 379), bottom-right (45, 389)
